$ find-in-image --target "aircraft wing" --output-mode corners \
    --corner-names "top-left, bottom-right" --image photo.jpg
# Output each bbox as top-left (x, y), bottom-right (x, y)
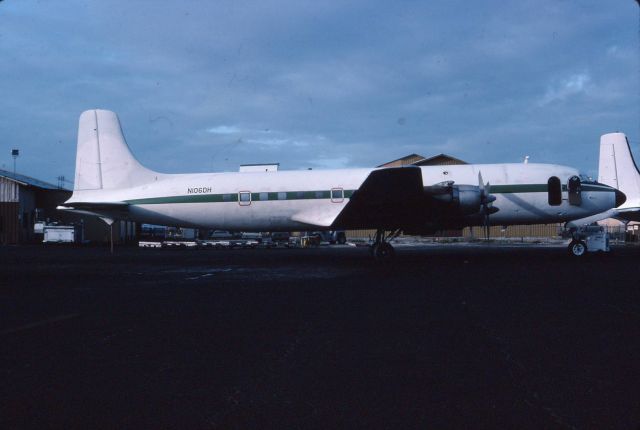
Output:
top-left (616, 207), bottom-right (640, 222)
top-left (332, 166), bottom-right (425, 229)
top-left (566, 205), bottom-right (640, 228)
top-left (565, 209), bottom-right (620, 228)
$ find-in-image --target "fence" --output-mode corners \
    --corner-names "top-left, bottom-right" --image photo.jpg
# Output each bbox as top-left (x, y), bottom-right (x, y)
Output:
top-left (346, 224), bottom-right (638, 243)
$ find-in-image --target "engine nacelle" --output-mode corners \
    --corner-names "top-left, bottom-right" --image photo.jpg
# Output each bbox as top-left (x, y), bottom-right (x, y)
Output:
top-left (425, 183), bottom-right (482, 215)
top-left (455, 185), bottom-right (483, 215)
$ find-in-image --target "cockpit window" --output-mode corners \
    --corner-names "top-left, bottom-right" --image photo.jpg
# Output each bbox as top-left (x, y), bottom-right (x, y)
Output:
top-left (568, 176), bottom-right (582, 206)
top-left (578, 174), bottom-right (594, 184)
top-left (548, 176), bottom-right (561, 206)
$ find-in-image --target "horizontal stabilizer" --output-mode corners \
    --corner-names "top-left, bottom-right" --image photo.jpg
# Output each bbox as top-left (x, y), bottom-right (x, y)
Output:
top-left (57, 201), bottom-right (129, 222)
top-left (57, 202), bottom-right (129, 210)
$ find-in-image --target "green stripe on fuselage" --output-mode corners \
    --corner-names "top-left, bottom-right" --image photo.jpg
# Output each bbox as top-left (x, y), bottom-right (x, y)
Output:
top-left (125, 190), bottom-right (353, 205)
top-left (126, 194), bottom-right (232, 205)
top-left (490, 184), bottom-right (611, 193)
top-left (124, 183), bottom-right (611, 205)
top-left (490, 184), bottom-right (546, 193)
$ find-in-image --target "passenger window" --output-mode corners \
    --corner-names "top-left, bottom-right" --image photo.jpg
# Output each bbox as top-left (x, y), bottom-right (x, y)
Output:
top-left (238, 191), bottom-right (251, 206)
top-left (277, 192), bottom-right (286, 200)
top-left (568, 176), bottom-right (582, 206)
top-left (547, 176), bottom-right (561, 206)
top-left (223, 193), bottom-right (233, 202)
top-left (331, 188), bottom-right (344, 203)
top-left (259, 192), bottom-right (268, 201)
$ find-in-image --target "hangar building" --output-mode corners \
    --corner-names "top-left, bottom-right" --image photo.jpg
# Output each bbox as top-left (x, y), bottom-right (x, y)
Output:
top-left (0, 169), bottom-right (135, 245)
top-left (0, 169), bottom-right (68, 244)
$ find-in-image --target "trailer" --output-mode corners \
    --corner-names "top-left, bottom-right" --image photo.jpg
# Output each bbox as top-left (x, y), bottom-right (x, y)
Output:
top-left (162, 240), bottom-right (198, 248)
top-left (43, 225), bottom-right (77, 243)
top-left (138, 241), bottom-right (163, 248)
top-left (197, 239), bottom-right (259, 249)
top-left (564, 225), bottom-right (610, 256)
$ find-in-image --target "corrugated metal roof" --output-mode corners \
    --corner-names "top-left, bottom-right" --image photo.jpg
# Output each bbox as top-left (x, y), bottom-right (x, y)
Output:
top-left (377, 153), bottom-right (426, 167)
top-left (378, 153), bottom-right (468, 168)
top-left (0, 169), bottom-right (65, 190)
top-left (412, 154), bottom-right (468, 166)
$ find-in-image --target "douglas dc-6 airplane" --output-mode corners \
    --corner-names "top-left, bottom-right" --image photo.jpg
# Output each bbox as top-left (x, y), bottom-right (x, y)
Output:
top-left (59, 110), bottom-right (626, 258)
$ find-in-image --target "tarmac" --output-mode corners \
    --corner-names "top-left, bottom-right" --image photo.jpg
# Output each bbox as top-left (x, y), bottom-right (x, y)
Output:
top-left (1, 243), bottom-right (639, 429)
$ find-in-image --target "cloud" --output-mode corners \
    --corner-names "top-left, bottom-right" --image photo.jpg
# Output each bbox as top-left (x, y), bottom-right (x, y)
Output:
top-left (207, 125), bottom-right (241, 135)
top-left (247, 137), bottom-right (289, 147)
top-left (539, 73), bottom-right (592, 106)
top-left (310, 156), bottom-right (351, 169)
top-left (0, 0), bottom-right (637, 181)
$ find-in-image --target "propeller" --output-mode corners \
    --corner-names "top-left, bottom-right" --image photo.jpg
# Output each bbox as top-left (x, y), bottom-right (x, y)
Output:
top-left (478, 171), bottom-right (499, 241)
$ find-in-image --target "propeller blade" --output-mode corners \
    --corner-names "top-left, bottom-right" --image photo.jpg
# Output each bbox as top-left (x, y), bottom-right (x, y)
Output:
top-left (478, 170), bottom-right (497, 241)
top-left (483, 209), bottom-right (489, 241)
top-left (485, 195), bottom-right (497, 204)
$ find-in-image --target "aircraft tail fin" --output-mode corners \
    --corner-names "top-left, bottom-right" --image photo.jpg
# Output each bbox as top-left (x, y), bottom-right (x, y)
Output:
top-left (598, 132), bottom-right (640, 208)
top-left (73, 109), bottom-right (159, 191)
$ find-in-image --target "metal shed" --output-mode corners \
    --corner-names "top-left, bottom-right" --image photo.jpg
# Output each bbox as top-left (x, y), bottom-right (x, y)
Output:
top-left (0, 169), bottom-right (66, 245)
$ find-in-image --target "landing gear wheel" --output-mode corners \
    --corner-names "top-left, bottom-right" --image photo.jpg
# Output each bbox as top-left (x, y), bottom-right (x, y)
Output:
top-left (568, 240), bottom-right (587, 257)
top-left (373, 242), bottom-right (395, 260)
top-left (337, 232), bottom-right (347, 245)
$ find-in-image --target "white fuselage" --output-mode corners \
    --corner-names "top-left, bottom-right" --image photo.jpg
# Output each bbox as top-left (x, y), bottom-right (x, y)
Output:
top-left (66, 163), bottom-right (618, 231)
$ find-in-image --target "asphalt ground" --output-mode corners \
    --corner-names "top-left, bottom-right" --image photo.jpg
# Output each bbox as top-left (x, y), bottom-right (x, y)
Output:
top-left (1, 243), bottom-right (639, 429)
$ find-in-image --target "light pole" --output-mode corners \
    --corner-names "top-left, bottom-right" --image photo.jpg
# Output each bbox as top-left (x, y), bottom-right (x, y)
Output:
top-left (11, 149), bottom-right (19, 200)
top-left (11, 149), bottom-right (19, 174)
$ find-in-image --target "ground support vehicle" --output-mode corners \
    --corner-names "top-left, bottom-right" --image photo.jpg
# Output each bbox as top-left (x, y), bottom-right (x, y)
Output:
top-left (563, 225), bottom-right (610, 256)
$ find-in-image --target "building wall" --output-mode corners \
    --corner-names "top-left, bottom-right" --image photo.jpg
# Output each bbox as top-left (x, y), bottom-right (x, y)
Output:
top-left (19, 188), bottom-right (36, 243)
top-left (0, 176), bottom-right (19, 203)
top-left (61, 216), bottom-right (136, 245)
top-left (0, 202), bottom-right (19, 244)
top-left (36, 189), bottom-right (72, 222)
top-left (0, 177), bottom-right (137, 245)
top-left (0, 178), bottom-right (37, 244)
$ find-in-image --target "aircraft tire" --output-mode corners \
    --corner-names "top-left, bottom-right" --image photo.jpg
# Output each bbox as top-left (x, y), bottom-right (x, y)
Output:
top-left (568, 240), bottom-right (587, 257)
top-left (373, 242), bottom-right (395, 260)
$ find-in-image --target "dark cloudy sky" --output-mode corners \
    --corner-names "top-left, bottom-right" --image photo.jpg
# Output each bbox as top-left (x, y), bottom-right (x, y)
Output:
top-left (0, 0), bottom-right (638, 185)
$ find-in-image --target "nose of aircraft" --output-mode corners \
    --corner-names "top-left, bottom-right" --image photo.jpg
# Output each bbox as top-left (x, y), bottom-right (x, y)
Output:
top-left (615, 189), bottom-right (626, 207)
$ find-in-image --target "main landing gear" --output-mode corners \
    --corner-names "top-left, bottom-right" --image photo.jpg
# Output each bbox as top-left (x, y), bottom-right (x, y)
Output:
top-left (370, 229), bottom-right (401, 260)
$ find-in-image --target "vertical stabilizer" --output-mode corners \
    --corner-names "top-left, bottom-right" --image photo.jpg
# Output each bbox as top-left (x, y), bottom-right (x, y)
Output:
top-left (598, 132), bottom-right (640, 209)
top-left (74, 109), bottom-right (158, 191)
